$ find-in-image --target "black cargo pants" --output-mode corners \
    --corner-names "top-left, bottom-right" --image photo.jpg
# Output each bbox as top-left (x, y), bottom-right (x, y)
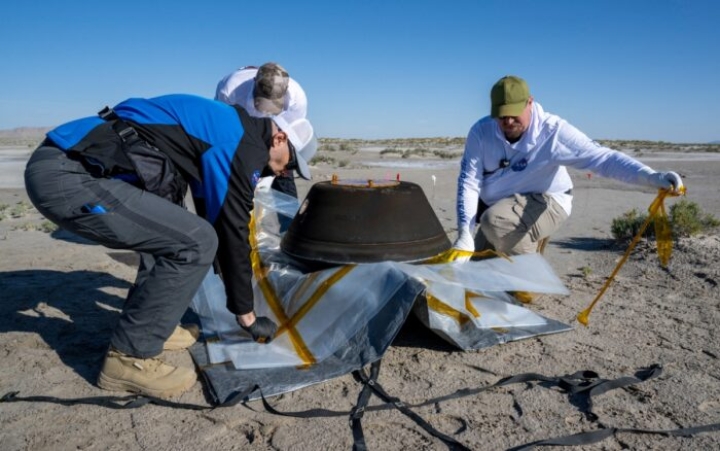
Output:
top-left (24, 144), bottom-right (218, 358)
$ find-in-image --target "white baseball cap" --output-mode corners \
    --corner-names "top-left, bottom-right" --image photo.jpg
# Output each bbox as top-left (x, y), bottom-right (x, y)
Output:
top-left (272, 114), bottom-right (318, 180)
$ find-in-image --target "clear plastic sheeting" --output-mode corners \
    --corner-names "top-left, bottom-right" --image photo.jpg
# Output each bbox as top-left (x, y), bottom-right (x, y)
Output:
top-left (188, 179), bottom-right (572, 403)
top-left (192, 262), bottom-right (417, 369)
top-left (395, 256), bottom-right (572, 350)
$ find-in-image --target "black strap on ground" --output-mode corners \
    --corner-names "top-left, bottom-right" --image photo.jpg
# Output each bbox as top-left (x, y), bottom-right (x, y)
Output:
top-left (247, 361), bottom-right (472, 450)
top-left (255, 390), bottom-right (349, 418)
top-left (3, 363), bottom-right (720, 450)
top-left (508, 422), bottom-right (720, 451)
top-left (349, 360), bottom-right (382, 451)
top-left (0, 383), bottom-right (256, 411)
top-left (411, 364), bottom-right (663, 421)
top-left (0, 390), bottom-right (210, 410)
top-left (245, 362), bottom-right (718, 450)
top-left (351, 360), bottom-right (472, 451)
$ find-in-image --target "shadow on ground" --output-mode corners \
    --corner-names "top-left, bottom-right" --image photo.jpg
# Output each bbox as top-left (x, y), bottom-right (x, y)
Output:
top-left (0, 269), bottom-right (129, 384)
top-left (552, 236), bottom-right (617, 252)
top-left (392, 311), bottom-right (459, 352)
top-left (49, 228), bottom-right (99, 245)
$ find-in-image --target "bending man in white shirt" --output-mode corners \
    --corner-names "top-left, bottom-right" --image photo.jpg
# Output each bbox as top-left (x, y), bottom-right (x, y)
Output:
top-left (454, 75), bottom-right (684, 257)
top-left (215, 62), bottom-right (309, 198)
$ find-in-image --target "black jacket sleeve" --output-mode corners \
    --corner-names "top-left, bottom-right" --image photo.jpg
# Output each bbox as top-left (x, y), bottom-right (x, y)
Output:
top-left (213, 110), bottom-right (272, 315)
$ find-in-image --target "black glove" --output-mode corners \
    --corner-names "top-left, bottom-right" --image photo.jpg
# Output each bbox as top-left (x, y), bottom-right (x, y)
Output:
top-left (240, 316), bottom-right (278, 343)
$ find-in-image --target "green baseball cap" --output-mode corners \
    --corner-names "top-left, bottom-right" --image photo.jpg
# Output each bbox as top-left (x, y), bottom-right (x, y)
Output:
top-left (491, 76), bottom-right (530, 118)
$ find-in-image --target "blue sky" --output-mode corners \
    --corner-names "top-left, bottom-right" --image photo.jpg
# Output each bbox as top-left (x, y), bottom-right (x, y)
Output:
top-left (1, 0), bottom-right (718, 143)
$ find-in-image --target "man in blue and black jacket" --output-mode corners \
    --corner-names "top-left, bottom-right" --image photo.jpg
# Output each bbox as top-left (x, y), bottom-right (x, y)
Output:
top-left (24, 94), bottom-right (317, 398)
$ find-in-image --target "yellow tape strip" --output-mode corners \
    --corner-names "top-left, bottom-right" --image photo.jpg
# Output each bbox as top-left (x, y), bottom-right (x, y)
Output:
top-left (422, 248), bottom-right (511, 264)
top-left (426, 293), bottom-right (471, 326)
top-left (464, 291), bottom-right (483, 318)
top-left (655, 200), bottom-right (673, 267)
top-left (277, 265), bottom-right (355, 334)
top-left (577, 187), bottom-right (685, 326)
top-left (248, 211), bottom-right (316, 365)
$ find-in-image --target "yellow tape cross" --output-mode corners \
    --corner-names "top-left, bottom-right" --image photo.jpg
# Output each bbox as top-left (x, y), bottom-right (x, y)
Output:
top-left (248, 210), bottom-right (355, 366)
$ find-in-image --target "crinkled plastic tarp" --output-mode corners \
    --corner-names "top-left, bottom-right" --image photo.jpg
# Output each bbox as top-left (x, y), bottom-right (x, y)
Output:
top-left (188, 180), bottom-right (571, 403)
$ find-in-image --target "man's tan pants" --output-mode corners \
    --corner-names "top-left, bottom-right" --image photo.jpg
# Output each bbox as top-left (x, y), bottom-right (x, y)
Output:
top-left (474, 193), bottom-right (569, 256)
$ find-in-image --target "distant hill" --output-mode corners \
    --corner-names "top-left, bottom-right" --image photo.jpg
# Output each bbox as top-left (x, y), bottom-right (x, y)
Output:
top-left (0, 126), bottom-right (51, 139)
top-left (1, 125), bottom-right (719, 153)
top-left (0, 127), bottom-right (50, 147)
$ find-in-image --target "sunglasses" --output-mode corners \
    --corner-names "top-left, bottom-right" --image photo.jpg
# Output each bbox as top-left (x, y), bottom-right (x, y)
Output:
top-left (284, 140), bottom-right (299, 172)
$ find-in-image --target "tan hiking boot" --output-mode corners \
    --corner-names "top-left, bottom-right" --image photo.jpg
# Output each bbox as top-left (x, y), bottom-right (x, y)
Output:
top-left (163, 324), bottom-right (200, 351)
top-left (97, 348), bottom-right (197, 398)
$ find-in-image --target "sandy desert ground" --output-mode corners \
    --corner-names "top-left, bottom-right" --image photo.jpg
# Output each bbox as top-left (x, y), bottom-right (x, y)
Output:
top-left (1, 139), bottom-right (720, 450)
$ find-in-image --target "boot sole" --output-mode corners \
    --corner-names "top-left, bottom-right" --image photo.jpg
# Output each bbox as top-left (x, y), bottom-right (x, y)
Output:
top-left (97, 371), bottom-right (197, 399)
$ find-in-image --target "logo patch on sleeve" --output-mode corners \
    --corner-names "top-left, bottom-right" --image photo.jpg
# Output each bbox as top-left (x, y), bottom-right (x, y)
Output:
top-left (251, 169), bottom-right (262, 188)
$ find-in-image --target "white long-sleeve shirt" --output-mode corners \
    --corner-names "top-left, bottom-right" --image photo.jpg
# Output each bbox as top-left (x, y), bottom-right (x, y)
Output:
top-left (215, 66), bottom-right (308, 122)
top-left (457, 102), bottom-right (656, 231)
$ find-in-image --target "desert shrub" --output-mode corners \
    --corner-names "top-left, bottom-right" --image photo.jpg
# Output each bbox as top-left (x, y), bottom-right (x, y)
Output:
top-left (401, 148), bottom-right (429, 159)
top-left (10, 201), bottom-right (33, 218)
top-left (610, 208), bottom-right (650, 242)
top-left (669, 199), bottom-right (720, 237)
top-left (338, 142), bottom-right (354, 152)
top-left (580, 266), bottom-right (592, 278)
top-left (380, 148), bottom-right (402, 155)
top-left (610, 200), bottom-right (719, 242)
top-left (433, 150), bottom-right (461, 159)
top-left (13, 222), bottom-right (34, 231)
top-left (13, 220), bottom-right (58, 233)
top-left (338, 160), bottom-right (349, 168)
top-left (310, 154), bottom-right (335, 165)
top-left (40, 221), bottom-right (59, 233)
top-left (0, 203), bottom-right (10, 220)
